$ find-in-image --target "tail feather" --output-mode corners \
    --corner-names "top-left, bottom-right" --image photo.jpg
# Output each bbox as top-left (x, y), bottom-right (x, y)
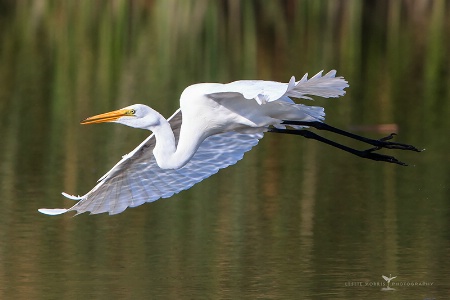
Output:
top-left (265, 100), bottom-right (325, 129)
top-left (278, 104), bottom-right (325, 130)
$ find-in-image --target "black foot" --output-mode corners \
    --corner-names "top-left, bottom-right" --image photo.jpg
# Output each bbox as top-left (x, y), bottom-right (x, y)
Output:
top-left (379, 133), bottom-right (397, 141)
top-left (269, 127), bottom-right (415, 166)
top-left (360, 149), bottom-right (408, 166)
top-left (365, 133), bottom-right (422, 153)
top-left (281, 120), bottom-right (422, 153)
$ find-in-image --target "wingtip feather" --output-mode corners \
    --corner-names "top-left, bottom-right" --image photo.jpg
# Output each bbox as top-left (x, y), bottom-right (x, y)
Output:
top-left (62, 192), bottom-right (82, 200)
top-left (310, 70), bottom-right (323, 79)
top-left (38, 208), bottom-right (68, 215)
top-left (298, 73), bottom-right (308, 83)
top-left (324, 70), bottom-right (337, 77)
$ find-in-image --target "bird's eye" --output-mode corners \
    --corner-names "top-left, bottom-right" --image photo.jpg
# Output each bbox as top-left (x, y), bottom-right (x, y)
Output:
top-left (128, 109), bottom-right (136, 115)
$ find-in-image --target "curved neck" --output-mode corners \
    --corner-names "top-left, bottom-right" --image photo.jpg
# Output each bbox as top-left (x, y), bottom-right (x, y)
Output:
top-left (151, 116), bottom-right (204, 169)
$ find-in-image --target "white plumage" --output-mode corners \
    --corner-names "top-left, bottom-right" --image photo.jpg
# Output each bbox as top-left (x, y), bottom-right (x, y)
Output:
top-left (39, 70), bottom-right (348, 216)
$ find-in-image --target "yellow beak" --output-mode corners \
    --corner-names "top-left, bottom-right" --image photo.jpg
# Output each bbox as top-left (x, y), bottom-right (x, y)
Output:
top-left (81, 109), bottom-right (131, 124)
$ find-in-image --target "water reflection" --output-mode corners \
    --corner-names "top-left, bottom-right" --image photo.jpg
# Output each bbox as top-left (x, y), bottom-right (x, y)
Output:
top-left (0, 0), bottom-right (449, 299)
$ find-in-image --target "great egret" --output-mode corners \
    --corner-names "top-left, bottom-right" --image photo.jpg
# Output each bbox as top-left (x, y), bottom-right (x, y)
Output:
top-left (39, 70), bottom-right (420, 216)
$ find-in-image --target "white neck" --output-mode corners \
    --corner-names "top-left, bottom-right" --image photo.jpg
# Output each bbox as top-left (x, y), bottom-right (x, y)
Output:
top-left (150, 116), bottom-right (204, 169)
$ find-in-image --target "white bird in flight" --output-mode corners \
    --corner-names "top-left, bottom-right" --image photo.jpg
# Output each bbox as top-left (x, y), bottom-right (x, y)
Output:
top-left (39, 70), bottom-right (420, 216)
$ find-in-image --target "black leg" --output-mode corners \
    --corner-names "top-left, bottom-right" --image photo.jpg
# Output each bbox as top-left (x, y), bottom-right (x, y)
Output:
top-left (281, 120), bottom-right (421, 152)
top-left (268, 128), bottom-right (409, 166)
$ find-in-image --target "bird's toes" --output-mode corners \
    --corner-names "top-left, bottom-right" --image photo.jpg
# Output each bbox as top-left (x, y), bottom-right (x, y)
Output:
top-left (363, 151), bottom-right (408, 166)
top-left (379, 133), bottom-right (397, 142)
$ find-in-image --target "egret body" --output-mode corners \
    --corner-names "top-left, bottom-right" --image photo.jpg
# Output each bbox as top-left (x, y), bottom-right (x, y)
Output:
top-left (39, 71), bottom-right (420, 216)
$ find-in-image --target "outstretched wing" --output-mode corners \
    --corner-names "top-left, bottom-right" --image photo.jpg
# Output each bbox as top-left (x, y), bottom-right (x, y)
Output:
top-left (205, 70), bottom-right (348, 104)
top-left (39, 109), bottom-right (263, 216)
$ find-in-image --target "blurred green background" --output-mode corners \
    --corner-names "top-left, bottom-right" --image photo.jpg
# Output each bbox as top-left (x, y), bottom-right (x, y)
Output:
top-left (0, 0), bottom-right (449, 299)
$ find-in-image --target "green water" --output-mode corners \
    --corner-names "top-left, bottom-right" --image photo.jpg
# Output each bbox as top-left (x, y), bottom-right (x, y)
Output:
top-left (0, 1), bottom-right (449, 299)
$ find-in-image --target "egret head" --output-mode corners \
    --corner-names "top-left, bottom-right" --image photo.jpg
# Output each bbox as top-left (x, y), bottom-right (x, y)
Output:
top-left (81, 104), bottom-right (161, 130)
